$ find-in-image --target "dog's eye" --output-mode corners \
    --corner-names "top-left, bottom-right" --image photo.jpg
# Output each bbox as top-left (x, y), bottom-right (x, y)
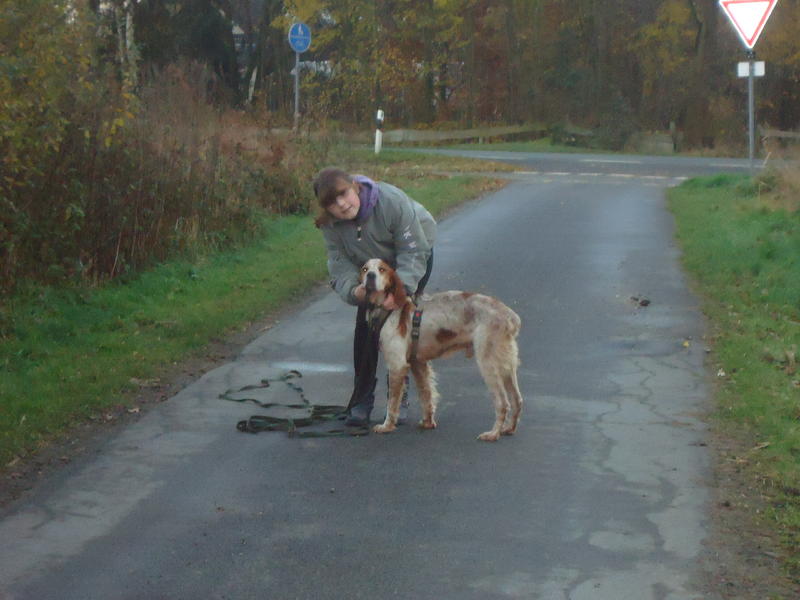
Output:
top-left (378, 267), bottom-right (386, 273)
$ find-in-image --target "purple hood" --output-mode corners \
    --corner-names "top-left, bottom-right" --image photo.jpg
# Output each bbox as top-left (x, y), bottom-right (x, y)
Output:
top-left (354, 175), bottom-right (379, 222)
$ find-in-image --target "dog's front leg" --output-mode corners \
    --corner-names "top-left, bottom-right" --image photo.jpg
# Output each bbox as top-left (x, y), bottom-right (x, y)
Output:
top-left (373, 367), bottom-right (408, 434)
top-left (411, 360), bottom-right (438, 430)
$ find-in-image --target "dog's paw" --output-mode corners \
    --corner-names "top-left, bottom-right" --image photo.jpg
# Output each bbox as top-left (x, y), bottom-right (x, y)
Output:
top-left (373, 423), bottom-right (396, 434)
top-left (477, 431), bottom-right (500, 442)
top-left (418, 419), bottom-right (437, 430)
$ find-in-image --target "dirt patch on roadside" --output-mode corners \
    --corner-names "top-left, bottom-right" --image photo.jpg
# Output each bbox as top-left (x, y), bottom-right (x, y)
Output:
top-left (700, 425), bottom-right (800, 599)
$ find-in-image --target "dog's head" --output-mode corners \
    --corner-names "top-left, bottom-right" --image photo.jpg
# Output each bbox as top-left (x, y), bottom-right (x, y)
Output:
top-left (359, 258), bottom-right (408, 307)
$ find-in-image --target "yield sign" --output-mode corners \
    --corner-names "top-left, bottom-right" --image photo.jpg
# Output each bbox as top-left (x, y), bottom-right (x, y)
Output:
top-left (719, 0), bottom-right (779, 49)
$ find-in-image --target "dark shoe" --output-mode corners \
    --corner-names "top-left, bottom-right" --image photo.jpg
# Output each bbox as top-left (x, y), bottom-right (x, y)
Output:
top-left (345, 401), bottom-right (373, 426)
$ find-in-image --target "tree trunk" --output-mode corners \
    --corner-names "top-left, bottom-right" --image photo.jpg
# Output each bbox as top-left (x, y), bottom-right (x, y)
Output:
top-left (525, 0), bottom-right (544, 122)
top-left (124, 1), bottom-right (138, 88)
top-left (504, 0), bottom-right (520, 123)
top-left (255, 0), bottom-right (291, 115)
top-left (592, 0), bottom-right (609, 114)
top-left (464, 4), bottom-right (476, 128)
top-left (113, 0), bottom-right (138, 88)
top-left (684, 0), bottom-right (717, 147)
top-left (422, 0), bottom-right (437, 123)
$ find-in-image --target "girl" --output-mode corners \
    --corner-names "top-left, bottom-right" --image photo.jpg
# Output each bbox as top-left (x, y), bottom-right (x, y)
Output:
top-left (313, 167), bottom-right (436, 426)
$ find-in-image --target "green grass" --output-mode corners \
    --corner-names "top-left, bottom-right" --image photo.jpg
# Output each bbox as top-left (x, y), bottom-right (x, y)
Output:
top-left (669, 173), bottom-right (800, 569)
top-left (0, 170), bottom-right (504, 466)
top-left (1, 215), bottom-right (326, 462)
top-left (343, 146), bottom-right (519, 171)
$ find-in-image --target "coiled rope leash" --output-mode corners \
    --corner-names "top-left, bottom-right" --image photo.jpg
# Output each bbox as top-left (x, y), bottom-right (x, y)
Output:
top-left (220, 370), bottom-right (369, 437)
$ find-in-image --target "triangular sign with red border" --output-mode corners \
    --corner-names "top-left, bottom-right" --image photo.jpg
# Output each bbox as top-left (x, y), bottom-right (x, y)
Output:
top-left (719, 0), bottom-right (779, 49)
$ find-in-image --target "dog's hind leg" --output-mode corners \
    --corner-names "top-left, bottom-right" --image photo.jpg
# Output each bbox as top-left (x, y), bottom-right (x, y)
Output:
top-left (411, 359), bottom-right (438, 430)
top-left (501, 368), bottom-right (523, 435)
top-left (373, 365), bottom-right (409, 434)
top-left (474, 346), bottom-right (510, 442)
top-left (477, 374), bottom-right (509, 441)
top-left (473, 324), bottom-right (511, 441)
top-left (472, 324), bottom-right (509, 442)
top-left (501, 340), bottom-right (523, 436)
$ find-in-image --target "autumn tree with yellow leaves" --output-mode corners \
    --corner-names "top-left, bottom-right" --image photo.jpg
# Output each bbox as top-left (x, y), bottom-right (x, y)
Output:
top-left (2, 0), bottom-right (799, 290)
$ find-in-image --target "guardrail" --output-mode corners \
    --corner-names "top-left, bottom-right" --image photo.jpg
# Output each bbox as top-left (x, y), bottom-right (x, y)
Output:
top-left (760, 128), bottom-right (800, 142)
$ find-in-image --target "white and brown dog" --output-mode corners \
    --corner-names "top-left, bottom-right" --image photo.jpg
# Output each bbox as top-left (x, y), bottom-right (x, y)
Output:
top-left (358, 258), bottom-right (523, 441)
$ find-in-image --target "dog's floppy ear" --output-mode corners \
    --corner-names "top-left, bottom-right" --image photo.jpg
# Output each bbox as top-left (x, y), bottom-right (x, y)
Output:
top-left (388, 267), bottom-right (408, 307)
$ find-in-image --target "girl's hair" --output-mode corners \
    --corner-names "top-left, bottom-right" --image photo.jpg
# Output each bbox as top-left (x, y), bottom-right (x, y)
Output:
top-left (312, 167), bottom-right (359, 227)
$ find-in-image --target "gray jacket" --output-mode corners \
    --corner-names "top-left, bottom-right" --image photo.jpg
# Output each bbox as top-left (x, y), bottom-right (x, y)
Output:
top-left (321, 182), bottom-right (436, 305)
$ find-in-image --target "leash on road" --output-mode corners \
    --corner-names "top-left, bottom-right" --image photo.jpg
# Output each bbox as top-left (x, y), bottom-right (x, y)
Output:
top-left (220, 370), bottom-right (370, 437)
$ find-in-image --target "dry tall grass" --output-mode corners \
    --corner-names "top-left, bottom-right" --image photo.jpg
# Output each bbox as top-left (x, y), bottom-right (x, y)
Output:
top-left (1, 61), bottom-right (327, 292)
top-left (759, 144), bottom-right (800, 213)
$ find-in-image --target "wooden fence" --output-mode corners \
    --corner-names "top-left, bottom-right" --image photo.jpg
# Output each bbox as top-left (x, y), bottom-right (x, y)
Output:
top-left (760, 128), bottom-right (800, 142)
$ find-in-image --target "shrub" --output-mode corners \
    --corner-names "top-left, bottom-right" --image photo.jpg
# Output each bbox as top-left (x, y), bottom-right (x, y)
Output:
top-left (0, 0), bottom-right (105, 287)
top-left (0, 44), bottom-right (316, 291)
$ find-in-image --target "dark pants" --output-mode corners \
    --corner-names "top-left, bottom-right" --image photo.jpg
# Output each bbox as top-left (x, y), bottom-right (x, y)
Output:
top-left (347, 251), bottom-right (434, 411)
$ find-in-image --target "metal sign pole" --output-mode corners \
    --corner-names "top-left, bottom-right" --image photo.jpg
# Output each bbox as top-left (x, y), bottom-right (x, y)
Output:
top-left (287, 23), bottom-right (311, 132)
top-left (294, 51), bottom-right (300, 131)
top-left (747, 51), bottom-right (755, 171)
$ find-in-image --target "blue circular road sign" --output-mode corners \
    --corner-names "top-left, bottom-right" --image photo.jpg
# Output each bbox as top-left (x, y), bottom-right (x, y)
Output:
top-left (288, 22), bottom-right (311, 53)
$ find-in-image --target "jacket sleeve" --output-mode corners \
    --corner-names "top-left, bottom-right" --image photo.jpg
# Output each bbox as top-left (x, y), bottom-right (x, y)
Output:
top-left (322, 229), bottom-right (361, 305)
top-left (386, 190), bottom-right (433, 295)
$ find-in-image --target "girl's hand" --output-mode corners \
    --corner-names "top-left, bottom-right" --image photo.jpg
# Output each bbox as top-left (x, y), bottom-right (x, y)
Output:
top-left (352, 285), bottom-right (367, 302)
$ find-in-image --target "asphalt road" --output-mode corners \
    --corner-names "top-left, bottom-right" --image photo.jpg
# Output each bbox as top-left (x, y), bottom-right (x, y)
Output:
top-left (0, 153), bottom-right (737, 599)
top-left (422, 147), bottom-right (756, 179)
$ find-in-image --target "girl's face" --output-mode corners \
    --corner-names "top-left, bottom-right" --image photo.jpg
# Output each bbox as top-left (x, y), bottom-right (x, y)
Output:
top-left (326, 181), bottom-right (360, 220)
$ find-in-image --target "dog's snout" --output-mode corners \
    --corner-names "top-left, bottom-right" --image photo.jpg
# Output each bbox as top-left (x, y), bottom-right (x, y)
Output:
top-left (365, 270), bottom-right (377, 291)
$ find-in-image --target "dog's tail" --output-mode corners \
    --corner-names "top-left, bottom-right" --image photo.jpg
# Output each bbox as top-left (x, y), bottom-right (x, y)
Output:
top-left (500, 306), bottom-right (522, 370)
top-left (499, 304), bottom-right (521, 340)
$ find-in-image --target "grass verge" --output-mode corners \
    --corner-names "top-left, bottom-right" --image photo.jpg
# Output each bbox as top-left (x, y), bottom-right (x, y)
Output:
top-left (668, 173), bottom-right (800, 575)
top-left (0, 155), bottom-right (505, 467)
